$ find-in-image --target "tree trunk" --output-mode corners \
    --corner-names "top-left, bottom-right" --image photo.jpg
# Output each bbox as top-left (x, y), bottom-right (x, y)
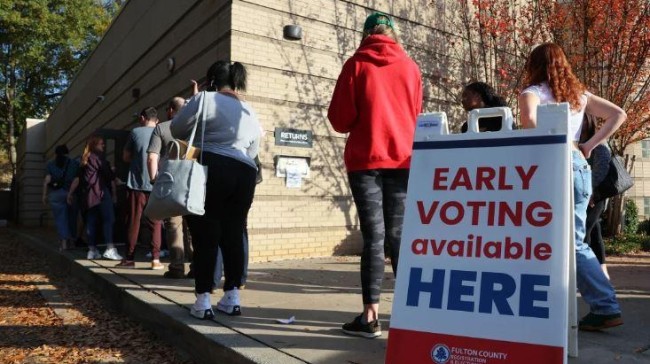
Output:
top-left (605, 194), bottom-right (624, 236)
top-left (7, 108), bottom-right (17, 177)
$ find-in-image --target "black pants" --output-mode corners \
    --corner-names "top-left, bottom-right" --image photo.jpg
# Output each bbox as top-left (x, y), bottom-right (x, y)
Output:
top-left (187, 153), bottom-right (256, 293)
top-left (349, 169), bottom-right (409, 304)
top-left (585, 199), bottom-right (607, 264)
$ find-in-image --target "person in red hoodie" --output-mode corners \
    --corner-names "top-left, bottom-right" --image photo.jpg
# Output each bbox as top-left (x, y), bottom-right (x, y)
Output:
top-left (328, 12), bottom-right (422, 338)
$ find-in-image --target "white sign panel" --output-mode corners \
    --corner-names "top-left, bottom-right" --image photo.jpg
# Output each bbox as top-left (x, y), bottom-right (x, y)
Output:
top-left (387, 105), bottom-right (572, 364)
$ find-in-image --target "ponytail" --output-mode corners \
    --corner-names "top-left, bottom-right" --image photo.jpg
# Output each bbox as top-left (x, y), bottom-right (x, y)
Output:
top-left (206, 60), bottom-right (231, 92)
top-left (206, 60), bottom-right (247, 92)
top-left (229, 62), bottom-right (247, 92)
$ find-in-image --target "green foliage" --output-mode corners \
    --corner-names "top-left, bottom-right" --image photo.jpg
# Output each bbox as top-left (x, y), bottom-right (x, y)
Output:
top-left (0, 149), bottom-right (11, 189)
top-left (0, 0), bottom-right (114, 155)
top-left (623, 199), bottom-right (639, 235)
top-left (643, 238), bottom-right (650, 252)
top-left (605, 234), bottom-right (650, 255)
top-left (637, 219), bottom-right (650, 235)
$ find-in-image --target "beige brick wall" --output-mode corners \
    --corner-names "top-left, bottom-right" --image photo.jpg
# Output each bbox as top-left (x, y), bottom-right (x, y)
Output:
top-left (228, 0), bottom-right (469, 260)
top-left (20, 0), bottom-right (477, 261)
top-left (625, 142), bottom-right (650, 219)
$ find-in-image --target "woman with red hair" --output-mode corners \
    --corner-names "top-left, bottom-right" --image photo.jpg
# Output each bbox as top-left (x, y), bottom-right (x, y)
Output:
top-left (519, 43), bottom-right (626, 331)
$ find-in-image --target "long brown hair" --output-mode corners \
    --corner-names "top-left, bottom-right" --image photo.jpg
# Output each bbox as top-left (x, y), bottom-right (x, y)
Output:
top-left (523, 43), bottom-right (586, 111)
top-left (81, 134), bottom-right (103, 167)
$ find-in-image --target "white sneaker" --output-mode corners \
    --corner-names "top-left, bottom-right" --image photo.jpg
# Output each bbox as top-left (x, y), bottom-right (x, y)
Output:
top-left (216, 288), bottom-right (241, 316)
top-left (86, 249), bottom-right (101, 260)
top-left (102, 247), bottom-right (123, 261)
top-left (190, 293), bottom-right (214, 320)
top-left (190, 307), bottom-right (214, 320)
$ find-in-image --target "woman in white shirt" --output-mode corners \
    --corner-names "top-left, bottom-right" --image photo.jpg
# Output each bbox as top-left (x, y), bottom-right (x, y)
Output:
top-left (519, 43), bottom-right (626, 331)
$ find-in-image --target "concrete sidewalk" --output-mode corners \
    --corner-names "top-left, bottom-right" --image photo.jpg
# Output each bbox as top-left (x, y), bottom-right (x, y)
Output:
top-left (12, 228), bottom-right (650, 364)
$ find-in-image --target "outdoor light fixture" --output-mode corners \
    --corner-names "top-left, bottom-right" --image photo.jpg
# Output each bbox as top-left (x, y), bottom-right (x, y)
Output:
top-left (283, 25), bottom-right (302, 40)
top-left (166, 57), bottom-right (175, 72)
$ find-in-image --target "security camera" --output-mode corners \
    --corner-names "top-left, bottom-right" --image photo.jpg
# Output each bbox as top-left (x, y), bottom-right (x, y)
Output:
top-left (97, 95), bottom-right (105, 101)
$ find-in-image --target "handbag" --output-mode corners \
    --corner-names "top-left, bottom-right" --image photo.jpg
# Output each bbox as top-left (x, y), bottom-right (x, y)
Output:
top-left (592, 154), bottom-right (634, 202)
top-left (254, 155), bottom-right (263, 184)
top-left (144, 92), bottom-right (208, 220)
top-left (167, 140), bottom-right (200, 160)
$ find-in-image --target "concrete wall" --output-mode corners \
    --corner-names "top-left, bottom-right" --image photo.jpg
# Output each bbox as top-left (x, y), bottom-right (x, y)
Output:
top-left (16, 119), bottom-right (47, 226)
top-left (21, 0), bottom-right (478, 261)
top-left (44, 0), bottom-right (232, 159)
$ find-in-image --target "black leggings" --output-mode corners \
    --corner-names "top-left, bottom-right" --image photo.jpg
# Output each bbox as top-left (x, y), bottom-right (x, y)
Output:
top-left (187, 153), bottom-right (256, 293)
top-left (349, 169), bottom-right (409, 304)
top-left (585, 199), bottom-right (607, 264)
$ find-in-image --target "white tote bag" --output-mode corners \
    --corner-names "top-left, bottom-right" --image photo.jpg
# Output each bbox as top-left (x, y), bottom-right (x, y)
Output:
top-left (144, 92), bottom-right (208, 220)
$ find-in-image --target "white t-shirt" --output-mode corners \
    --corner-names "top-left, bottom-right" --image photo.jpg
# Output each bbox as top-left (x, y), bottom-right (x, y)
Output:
top-left (521, 82), bottom-right (589, 141)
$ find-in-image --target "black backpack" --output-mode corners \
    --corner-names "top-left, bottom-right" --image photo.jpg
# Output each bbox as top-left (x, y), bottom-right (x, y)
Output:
top-left (48, 160), bottom-right (69, 190)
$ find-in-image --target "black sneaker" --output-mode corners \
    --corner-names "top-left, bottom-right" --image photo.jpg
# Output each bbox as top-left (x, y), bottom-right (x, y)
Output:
top-left (163, 270), bottom-right (186, 279)
top-left (342, 315), bottom-right (382, 338)
top-left (579, 312), bottom-right (623, 331)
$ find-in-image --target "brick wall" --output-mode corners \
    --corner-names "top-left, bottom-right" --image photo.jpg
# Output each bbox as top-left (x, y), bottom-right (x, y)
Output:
top-left (230, 0), bottom-right (469, 261)
top-left (21, 0), bottom-right (476, 261)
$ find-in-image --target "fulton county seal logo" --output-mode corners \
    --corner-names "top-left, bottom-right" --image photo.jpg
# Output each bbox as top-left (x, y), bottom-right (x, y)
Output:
top-left (431, 344), bottom-right (451, 364)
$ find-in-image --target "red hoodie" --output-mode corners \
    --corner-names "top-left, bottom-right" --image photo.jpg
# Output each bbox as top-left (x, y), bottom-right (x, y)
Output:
top-left (328, 34), bottom-right (422, 172)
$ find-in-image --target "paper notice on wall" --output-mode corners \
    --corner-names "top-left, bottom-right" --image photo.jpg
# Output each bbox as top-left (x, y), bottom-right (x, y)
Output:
top-left (285, 165), bottom-right (302, 188)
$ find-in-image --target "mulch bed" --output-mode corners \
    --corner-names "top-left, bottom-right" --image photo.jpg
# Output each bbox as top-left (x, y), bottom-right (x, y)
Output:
top-left (0, 230), bottom-right (194, 364)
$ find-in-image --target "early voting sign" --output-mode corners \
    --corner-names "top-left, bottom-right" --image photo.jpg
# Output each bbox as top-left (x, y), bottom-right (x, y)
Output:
top-left (387, 105), bottom-right (572, 364)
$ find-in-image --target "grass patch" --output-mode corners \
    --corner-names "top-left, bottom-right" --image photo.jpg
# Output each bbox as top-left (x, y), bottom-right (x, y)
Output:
top-left (605, 234), bottom-right (650, 256)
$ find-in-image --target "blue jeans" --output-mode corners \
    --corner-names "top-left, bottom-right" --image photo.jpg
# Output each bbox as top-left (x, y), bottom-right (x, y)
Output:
top-left (85, 188), bottom-right (115, 249)
top-left (48, 188), bottom-right (72, 240)
top-left (67, 197), bottom-right (79, 240)
top-left (573, 151), bottom-right (620, 315)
